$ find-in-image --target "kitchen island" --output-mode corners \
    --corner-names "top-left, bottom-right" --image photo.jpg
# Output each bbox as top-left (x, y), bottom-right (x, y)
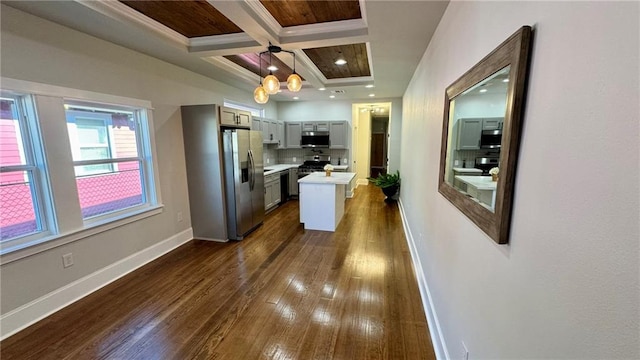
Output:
top-left (454, 175), bottom-right (497, 210)
top-left (298, 172), bottom-right (356, 231)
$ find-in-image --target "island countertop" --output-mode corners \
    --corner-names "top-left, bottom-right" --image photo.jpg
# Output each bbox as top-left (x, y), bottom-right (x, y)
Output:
top-left (298, 172), bottom-right (356, 185)
top-left (454, 175), bottom-right (497, 190)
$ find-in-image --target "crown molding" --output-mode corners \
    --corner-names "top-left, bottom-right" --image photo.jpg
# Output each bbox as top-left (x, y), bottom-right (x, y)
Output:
top-left (74, 0), bottom-right (189, 48)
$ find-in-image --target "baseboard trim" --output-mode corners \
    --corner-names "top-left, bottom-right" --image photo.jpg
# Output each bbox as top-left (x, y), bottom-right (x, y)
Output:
top-left (397, 199), bottom-right (449, 360)
top-left (356, 179), bottom-right (369, 187)
top-left (0, 227), bottom-right (194, 340)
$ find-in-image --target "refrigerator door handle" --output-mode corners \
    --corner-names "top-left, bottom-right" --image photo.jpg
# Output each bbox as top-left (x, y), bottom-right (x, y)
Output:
top-left (248, 149), bottom-right (255, 190)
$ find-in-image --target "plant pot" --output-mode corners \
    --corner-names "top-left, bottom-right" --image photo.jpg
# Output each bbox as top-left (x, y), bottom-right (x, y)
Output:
top-left (491, 173), bottom-right (498, 182)
top-left (381, 184), bottom-right (399, 198)
top-left (325, 170), bottom-right (332, 177)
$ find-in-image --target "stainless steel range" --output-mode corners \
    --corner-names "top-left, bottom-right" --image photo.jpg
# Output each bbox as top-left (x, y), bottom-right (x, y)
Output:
top-left (298, 155), bottom-right (331, 177)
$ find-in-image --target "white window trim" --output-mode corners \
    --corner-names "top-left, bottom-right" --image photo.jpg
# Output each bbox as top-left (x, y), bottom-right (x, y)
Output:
top-left (0, 77), bottom-right (163, 262)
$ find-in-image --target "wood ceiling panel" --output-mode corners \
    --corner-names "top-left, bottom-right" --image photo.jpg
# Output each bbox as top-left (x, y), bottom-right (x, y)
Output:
top-left (260, 0), bottom-right (361, 27)
top-left (120, 0), bottom-right (242, 38)
top-left (303, 43), bottom-right (370, 79)
top-left (224, 53), bottom-right (304, 83)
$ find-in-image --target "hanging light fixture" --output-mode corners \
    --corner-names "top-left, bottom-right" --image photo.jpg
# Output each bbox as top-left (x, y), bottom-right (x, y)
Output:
top-left (253, 43), bottom-right (302, 104)
top-left (253, 52), bottom-right (269, 104)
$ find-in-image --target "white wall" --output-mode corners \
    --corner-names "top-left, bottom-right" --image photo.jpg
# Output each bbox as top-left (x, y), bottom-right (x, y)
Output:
top-left (401, 2), bottom-right (639, 359)
top-left (0, 5), bottom-right (276, 316)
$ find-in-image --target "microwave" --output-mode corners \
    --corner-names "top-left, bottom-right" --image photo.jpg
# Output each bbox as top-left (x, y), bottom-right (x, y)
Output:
top-left (301, 131), bottom-right (330, 148)
top-left (480, 129), bottom-right (502, 149)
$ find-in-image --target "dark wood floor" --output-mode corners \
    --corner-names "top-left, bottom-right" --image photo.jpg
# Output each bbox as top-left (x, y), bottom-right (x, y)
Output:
top-left (1, 185), bottom-right (434, 360)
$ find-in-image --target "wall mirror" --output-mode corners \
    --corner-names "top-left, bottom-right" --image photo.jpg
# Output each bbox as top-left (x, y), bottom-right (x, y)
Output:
top-left (438, 26), bottom-right (533, 244)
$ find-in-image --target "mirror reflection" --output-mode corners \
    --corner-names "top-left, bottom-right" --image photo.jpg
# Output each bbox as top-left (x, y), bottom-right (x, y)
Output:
top-left (444, 66), bottom-right (510, 212)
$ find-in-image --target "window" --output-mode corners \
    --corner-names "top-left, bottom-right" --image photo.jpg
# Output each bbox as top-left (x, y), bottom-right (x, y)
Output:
top-left (0, 94), bottom-right (52, 242)
top-left (65, 102), bottom-right (153, 220)
top-left (1, 78), bottom-right (161, 257)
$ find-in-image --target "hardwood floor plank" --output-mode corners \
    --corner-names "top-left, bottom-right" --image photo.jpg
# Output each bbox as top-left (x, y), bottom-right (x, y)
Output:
top-left (1, 185), bottom-right (434, 360)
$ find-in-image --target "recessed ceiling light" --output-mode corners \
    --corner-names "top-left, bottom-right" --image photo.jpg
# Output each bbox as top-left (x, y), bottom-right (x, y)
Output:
top-left (368, 94), bottom-right (375, 97)
top-left (365, 84), bottom-right (374, 88)
top-left (503, 79), bottom-right (509, 83)
top-left (293, 96), bottom-right (299, 100)
top-left (334, 59), bottom-right (347, 66)
top-left (479, 89), bottom-right (488, 93)
top-left (329, 95), bottom-right (336, 99)
top-left (319, 87), bottom-right (326, 91)
top-left (267, 65), bottom-right (278, 71)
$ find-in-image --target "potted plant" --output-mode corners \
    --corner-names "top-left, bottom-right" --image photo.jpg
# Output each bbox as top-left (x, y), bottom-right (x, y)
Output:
top-left (368, 171), bottom-right (400, 200)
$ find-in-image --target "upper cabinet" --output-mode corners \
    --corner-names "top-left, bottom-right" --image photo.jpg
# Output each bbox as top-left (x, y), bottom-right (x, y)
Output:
top-left (482, 117), bottom-right (504, 130)
top-left (285, 122), bottom-right (302, 148)
top-left (253, 117), bottom-right (283, 145)
top-left (219, 106), bottom-right (251, 128)
top-left (302, 122), bottom-right (329, 132)
top-left (329, 121), bottom-right (348, 149)
top-left (456, 118), bottom-right (483, 150)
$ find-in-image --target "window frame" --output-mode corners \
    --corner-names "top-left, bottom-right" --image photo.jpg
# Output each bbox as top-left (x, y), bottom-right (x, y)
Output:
top-left (0, 78), bottom-right (163, 262)
top-left (0, 93), bottom-right (55, 246)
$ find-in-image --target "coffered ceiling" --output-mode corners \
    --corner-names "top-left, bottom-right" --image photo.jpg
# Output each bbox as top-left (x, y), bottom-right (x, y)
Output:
top-left (4, 0), bottom-right (449, 102)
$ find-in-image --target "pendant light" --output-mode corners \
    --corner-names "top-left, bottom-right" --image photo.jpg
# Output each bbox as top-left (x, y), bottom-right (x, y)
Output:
top-left (287, 51), bottom-right (302, 92)
top-left (253, 43), bottom-right (302, 104)
top-left (253, 52), bottom-right (269, 104)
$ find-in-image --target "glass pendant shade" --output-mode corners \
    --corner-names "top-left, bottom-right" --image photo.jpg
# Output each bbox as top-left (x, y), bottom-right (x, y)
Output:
top-left (254, 85), bottom-right (269, 104)
top-left (263, 74), bottom-right (280, 95)
top-left (287, 73), bottom-right (302, 92)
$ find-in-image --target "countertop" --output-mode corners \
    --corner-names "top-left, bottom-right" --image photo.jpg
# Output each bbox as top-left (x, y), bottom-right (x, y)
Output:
top-left (452, 167), bottom-right (482, 173)
top-left (454, 175), bottom-right (497, 190)
top-left (264, 164), bottom-right (300, 176)
top-left (298, 172), bottom-right (356, 185)
top-left (264, 164), bottom-right (349, 176)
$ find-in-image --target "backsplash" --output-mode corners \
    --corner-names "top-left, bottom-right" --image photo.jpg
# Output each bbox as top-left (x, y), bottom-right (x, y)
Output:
top-left (278, 149), bottom-right (348, 166)
top-left (263, 146), bottom-right (278, 166)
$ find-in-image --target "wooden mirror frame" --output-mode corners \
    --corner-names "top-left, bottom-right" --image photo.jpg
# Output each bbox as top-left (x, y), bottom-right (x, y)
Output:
top-left (438, 26), bottom-right (533, 244)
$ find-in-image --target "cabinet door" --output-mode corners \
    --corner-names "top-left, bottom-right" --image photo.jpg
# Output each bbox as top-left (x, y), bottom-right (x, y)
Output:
top-left (330, 121), bottom-right (347, 149)
top-left (272, 178), bottom-right (281, 205)
top-left (277, 121), bottom-right (285, 149)
top-left (302, 122), bottom-right (315, 132)
top-left (289, 168), bottom-right (298, 195)
top-left (251, 118), bottom-right (262, 132)
top-left (264, 182), bottom-right (272, 210)
top-left (268, 121), bottom-right (277, 143)
top-left (315, 122), bottom-right (329, 132)
top-left (219, 106), bottom-right (237, 126)
top-left (457, 118), bottom-right (482, 150)
top-left (482, 117), bottom-right (503, 130)
top-left (237, 110), bottom-right (252, 128)
top-left (260, 120), bottom-right (270, 142)
top-left (286, 123), bottom-right (302, 148)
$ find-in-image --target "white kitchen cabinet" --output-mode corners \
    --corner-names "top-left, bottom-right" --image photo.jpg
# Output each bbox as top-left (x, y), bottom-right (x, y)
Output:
top-left (303, 122), bottom-right (329, 132)
top-left (289, 167), bottom-right (298, 195)
top-left (264, 173), bottom-right (281, 211)
top-left (286, 122), bottom-right (302, 148)
top-left (457, 118), bottom-right (482, 150)
top-left (329, 121), bottom-right (348, 149)
top-left (251, 118), bottom-right (261, 132)
top-left (219, 106), bottom-right (251, 128)
top-left (277, 121), bottom-right (285, 149)
top-left (482, 117), bottom-right (504, 130)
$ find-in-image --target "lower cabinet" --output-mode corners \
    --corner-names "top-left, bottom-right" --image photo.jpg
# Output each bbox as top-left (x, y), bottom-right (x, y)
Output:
top-left (264, 174), bottom-right (281, 211)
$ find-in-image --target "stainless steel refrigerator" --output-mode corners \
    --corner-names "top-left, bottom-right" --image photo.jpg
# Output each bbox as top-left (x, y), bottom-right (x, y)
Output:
top-left (181, 104), bottom-right (264, 242)
top-left (222, 129), bottom-right (264, 240)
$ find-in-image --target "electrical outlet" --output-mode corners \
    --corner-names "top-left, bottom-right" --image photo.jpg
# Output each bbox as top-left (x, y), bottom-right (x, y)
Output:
top-left (267, 158), bottom-right (270, 164)
top-left (62, 253), bottom-right (74, 268)
top-left (177, 211), bottom-right (183, 222)
top-left (461, 341), bottom-right (469, 360)
top-left (293, 157), bottom-right (296, 162)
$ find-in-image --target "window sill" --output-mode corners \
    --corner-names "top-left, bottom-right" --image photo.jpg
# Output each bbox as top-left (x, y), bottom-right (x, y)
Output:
top-left (0, 204), bottom-right (164, 264)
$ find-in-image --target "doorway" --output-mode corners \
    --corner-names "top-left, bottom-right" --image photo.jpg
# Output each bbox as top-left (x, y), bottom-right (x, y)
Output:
top-left (370, 116), bottom-right (389, 177)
